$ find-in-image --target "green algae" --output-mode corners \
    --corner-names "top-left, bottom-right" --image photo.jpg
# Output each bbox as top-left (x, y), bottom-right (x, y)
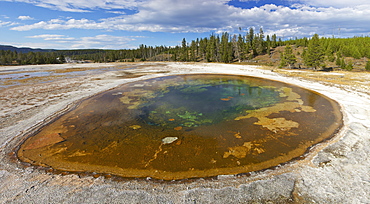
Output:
top-left (178, 85), bottom-right (209, 94)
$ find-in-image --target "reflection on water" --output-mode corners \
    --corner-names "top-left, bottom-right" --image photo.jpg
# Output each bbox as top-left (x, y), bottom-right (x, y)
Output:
top-left (17, 74), bottom-right (342, 180)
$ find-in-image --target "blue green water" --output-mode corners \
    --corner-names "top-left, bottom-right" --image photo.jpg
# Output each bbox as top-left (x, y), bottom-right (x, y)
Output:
top-left (140, 79), bottom-right (280, 128)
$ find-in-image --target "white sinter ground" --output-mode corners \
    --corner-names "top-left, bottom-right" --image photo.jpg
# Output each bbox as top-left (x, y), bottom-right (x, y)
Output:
top-left (0, 62), bottom-right (369, 203)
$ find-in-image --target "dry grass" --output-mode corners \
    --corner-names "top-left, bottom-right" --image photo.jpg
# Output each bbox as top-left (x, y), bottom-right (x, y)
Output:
top-left (272, 68), bottom-right (370, 94)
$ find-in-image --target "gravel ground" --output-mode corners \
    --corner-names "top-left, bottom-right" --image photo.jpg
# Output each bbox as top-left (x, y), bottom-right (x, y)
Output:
top-left (0, 62), bottom-right (369, 203)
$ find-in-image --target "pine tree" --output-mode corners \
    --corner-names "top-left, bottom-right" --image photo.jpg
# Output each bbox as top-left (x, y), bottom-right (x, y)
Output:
top-left (180, 38), bottom-right (188, 61)
top-left (206, 34), bottom-right (216, 62)
top-left (340, 58), bottom-right (346, 69)
top-left (190, 40), bottom-right (197, 61)
top-left (279, 45), bottom-right (297, 68)
top-left (366, 61), bottom-right (370, 71)
top-left (335, 57), bottom-right (341, 66)
top-left (346, 60), bottom-right (353, 71)
top-left (304, 34), bottom-right (325, 69)
top-left (237, 34), bottom-right (245, 62)
top-left (326, 50), bottom-right (335, 62)
top-left (246, 27), bottom-right (254, 48)
top-left (279, 52), bottom-right (286, 68)
top-left (351, 46), bottom-right (362, 59)
top-left (231, 35), bottom-right (240, 62)
top-left (271, 34), bottom-right (277, 48)
top-left (256, 27), bottom-right (266, 55)
top-left (335, 53), bottom-right (342, 66)
top-left (266, 35), bottom-right (271, 55)
top-left (220, 32), bottom-right (232, 63)
top-left (215, 35), bottom-right (221, 62)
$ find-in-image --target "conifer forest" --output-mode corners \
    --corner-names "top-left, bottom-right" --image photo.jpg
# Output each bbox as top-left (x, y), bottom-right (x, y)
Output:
top-left (2, 27), bottom-right (370, 71)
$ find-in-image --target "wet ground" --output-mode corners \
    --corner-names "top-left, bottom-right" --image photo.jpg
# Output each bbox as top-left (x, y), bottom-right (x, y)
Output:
top-left (0, 62), bottom-right (369, 203)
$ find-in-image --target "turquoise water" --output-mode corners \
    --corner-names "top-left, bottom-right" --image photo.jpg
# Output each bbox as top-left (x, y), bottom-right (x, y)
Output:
top-left (139, 77), bottom-right (281, 128)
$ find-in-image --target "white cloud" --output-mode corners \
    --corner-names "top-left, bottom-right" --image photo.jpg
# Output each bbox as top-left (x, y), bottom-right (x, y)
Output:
top-left (10, 0), bottom-right (242, 32)
top-left (107, 11), bottom-right (127, 15)
top-left (8, 0), bottom-right (370, 39)
top-left (1, 0), bottom-right (144, 12)
top-left (18, 16), bottom-right (34, 20)
top-left (11, 18), bottom-right (102, 31)
top-left (27, 34), bottom-right (75, 41)
top-left (299, 0), bottom-right (370, 8)
top-left (0, 20), bottom-right (18, 27)
top-left (22, 33), bottom-right (141, 49)
top-left (72, 34), bottom-right (138, 49)
top-left (0, 20), bottom-right (10, 26)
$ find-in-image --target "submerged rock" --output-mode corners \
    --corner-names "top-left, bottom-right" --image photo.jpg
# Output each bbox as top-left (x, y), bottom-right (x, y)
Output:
top-left (129, 125), bottom-right (141, 130)
top-left (162, 137), bottom-right (178, 144)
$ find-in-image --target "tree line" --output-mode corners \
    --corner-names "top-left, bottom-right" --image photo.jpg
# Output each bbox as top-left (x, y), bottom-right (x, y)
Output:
top-left (0, 50), bottom-right (65, 65)
top-left (168, 28), bottom-right (281, 63)
top-left (1, 27), bottom-right (370, 71)
top-left (0, 27), bottom-right (281, 65)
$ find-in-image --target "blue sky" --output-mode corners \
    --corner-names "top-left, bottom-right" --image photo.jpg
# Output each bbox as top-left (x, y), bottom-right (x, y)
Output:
top-left (1, 0), bottom-right (370, 49)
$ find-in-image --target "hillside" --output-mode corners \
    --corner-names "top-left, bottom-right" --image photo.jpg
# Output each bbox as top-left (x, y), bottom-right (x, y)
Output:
top-left (253, 45), bottom-right (369, 72)
top-left (0, 45), bottom-right (55, 53)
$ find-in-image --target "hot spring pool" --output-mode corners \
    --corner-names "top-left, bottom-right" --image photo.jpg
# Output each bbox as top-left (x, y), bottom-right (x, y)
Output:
top-left (17, 74), bottom-right (342, 180)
